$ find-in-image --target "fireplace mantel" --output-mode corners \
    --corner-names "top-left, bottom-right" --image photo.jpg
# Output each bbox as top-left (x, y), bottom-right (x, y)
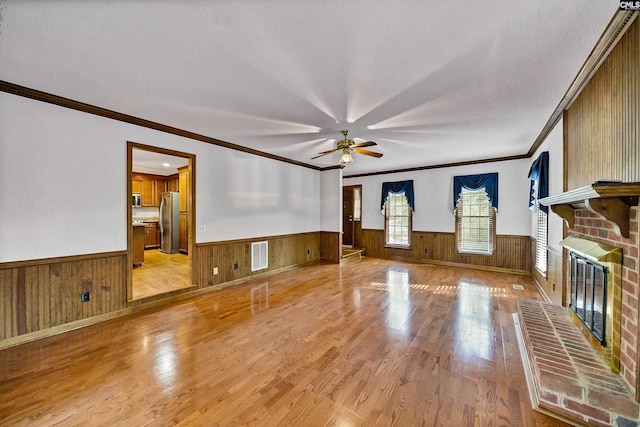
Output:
top-left (539, 182), bottom-right (640, 238)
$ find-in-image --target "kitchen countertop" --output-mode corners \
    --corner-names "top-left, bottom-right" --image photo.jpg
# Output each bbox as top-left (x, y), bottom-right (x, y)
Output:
top-left (133, 217), bottom-right (159, 224)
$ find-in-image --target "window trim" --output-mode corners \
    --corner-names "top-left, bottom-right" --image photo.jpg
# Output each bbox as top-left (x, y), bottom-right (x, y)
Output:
top-left (454, 189), bottom-right (496, 256)
top-left (384, 192), bottom-right (412, 249)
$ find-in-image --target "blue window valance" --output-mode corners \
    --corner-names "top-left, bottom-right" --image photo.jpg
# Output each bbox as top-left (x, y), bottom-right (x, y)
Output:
top-left (528, 151), bottom-right (549, 213)
top-left (453, 173), bottom-right (498, 211)
top-left (380, 180), bottom-right (415, 212)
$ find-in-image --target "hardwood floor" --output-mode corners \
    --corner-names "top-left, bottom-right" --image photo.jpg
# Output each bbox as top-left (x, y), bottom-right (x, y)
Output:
top-left (132, 249), bottom-right (191, 300)
top-left (0, 258), bottom-right (567, 426)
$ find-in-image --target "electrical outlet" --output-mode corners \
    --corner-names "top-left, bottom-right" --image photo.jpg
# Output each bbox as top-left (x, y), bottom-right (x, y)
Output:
top-left (213, 266), bottom-right (219, 275)
top-left (234, 263), bottom-right (238, 270)
top-left (198, 225), bottom-right (206, 232)
top-left (424, 248), bottom-right (429, 254)
top-left (307, 249), bottom-right (310, 255)
top-left (81, 292), bottom-right (90, 303)
top-left (552, 282), bottom-right (556, 291)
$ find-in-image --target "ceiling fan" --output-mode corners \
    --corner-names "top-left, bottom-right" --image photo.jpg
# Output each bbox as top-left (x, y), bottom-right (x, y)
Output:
top-left (311, 130), bottom-right (383, 165)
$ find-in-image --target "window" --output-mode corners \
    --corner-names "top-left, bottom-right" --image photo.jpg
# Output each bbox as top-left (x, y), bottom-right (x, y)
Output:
top-left (456, 188), bottom-right (494, 255)
top-left (381, 180), bottom-right (414, 247)
top-left (535, 203), bottom-right (548, 274)
top-left (353, 187), bottom-right (361, 221)
top-left (385, 192), bottom-right (411, 247)
top-left (528, 152), bottom-right (549, 275)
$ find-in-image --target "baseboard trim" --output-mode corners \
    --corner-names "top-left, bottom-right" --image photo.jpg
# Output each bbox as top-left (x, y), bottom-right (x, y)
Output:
top-left (532, 276), bottom-right (553, 304)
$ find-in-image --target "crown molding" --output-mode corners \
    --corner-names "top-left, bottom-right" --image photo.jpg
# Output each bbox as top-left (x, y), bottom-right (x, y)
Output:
top-left (0, 80), bottom-right (323, 171)
top-left (342, 154), bottom-right (529, 179)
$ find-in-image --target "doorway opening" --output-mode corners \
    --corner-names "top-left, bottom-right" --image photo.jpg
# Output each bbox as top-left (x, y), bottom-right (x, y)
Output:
top-left (342, 185), bottom-right (362, 248)
top-left (127, 142), bottom-right (195, 301)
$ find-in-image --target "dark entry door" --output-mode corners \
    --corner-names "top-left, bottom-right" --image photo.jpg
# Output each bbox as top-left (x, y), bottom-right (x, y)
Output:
top-left (342, 187), bottom-right (354, 246)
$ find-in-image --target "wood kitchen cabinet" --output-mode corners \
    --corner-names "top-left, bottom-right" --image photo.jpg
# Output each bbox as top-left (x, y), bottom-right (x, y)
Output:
top-left (178, 166), bottom-right (190, 254)
top-left (141, 178), bottom-right (154, 206)
top-left (178, 166), bottom-right (189, 212)
top-left (132, 225), bottom-right (145, 265)
top-left (167, 174), bottom-right (179, 192)
top-left (144, 223), bottom-right (159, 249)
top-left (179, 213), bottom-right (188, 254)
top-left (154, 179), bottom-right (166, 206)
top-left (132, 173), bottom-right (167, 207)
top-left (132, 179), bottom-right (143, 195)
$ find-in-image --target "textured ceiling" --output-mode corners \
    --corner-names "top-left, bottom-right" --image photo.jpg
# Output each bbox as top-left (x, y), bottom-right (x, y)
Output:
top-left (0, 1), bottom-right (620, 175)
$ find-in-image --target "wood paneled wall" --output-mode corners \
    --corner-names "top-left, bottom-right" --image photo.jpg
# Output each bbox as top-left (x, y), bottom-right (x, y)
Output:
top-left (196, 232), bottom-right (321, 287)
top-left (0, 252), bottom-right (128, 340)
top-left (530, 242), bottom-right (564, 305)
top-left (320, 232), bottom-right (341, 263)
top-left (361, 229), bottom-right (531, 274)
top-left (0, 228), bottom-right (530, 343)
top-left (0, 232), bottom-right (323, 344)
top-left (565, 18), bottom-right (640, 189)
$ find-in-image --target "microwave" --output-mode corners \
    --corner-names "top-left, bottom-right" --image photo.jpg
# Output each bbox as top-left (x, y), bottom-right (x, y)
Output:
top-left (132, 193), bottom-right (141, 208)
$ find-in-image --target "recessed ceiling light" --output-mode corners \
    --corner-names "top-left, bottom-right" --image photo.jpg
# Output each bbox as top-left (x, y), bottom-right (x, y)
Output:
top-left (162, 162), bottom-right (170, 167)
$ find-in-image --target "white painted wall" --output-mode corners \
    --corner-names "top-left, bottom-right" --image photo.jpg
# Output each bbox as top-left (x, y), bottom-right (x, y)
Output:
top-left (528, 118), bottom-right (564, 251)
top-left (0, 92), bottom-right (322, 262)
top-left (320, 168), bottom-right (342, 232)
top-left (343, 157), bottom-right (533, 236)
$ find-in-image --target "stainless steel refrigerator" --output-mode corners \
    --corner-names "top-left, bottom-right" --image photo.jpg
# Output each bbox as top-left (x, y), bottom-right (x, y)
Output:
top-left (160, 192), bottom-right (180, 254)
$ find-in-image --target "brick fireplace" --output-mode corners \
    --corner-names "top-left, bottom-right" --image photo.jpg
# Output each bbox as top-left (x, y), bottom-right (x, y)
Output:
top-left (567, 207), bottom-right (639, 395)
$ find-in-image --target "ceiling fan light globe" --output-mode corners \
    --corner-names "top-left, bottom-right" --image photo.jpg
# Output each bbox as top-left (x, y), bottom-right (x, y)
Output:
top-left (340, 150), bottom-right (354, 165)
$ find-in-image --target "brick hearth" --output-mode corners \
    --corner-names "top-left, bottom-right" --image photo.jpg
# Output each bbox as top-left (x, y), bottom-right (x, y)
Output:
top-left (516, 298), bottom-right (640, 426)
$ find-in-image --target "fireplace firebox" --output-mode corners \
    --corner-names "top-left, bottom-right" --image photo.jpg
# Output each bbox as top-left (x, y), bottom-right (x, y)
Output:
top-left (569, 252), bottom-right (607, 345)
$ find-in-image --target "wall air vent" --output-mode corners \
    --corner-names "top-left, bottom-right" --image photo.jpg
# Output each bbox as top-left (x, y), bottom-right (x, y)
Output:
top-left (251, 241), bottom-right (268, 272)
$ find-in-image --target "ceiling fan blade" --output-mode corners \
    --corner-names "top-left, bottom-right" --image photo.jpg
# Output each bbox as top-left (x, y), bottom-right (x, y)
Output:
top-left (353, 141), bottom-right (377, 148)
top-left (354, 148), bottom-right (383, 158)
top-left (311, 148), bottom-right (339, 159)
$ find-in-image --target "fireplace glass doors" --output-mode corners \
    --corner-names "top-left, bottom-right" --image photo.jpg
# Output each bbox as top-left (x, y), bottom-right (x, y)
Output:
top-left (569, 253), bottom-right (607, 345)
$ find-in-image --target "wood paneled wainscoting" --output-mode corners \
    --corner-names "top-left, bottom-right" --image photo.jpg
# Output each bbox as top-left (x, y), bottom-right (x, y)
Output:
top-left (1, 232), bottom-right (325, 347)
top-left (530, 240), bottom-right (564, 306)
top-left (361, 229), bottom-right (531, 274)
top-left (320, 231), bottom-right (341, 263)
top-left (0, 252), bottom-right (129, 342)
top-left (196, 232), bottom-right (321, 287)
